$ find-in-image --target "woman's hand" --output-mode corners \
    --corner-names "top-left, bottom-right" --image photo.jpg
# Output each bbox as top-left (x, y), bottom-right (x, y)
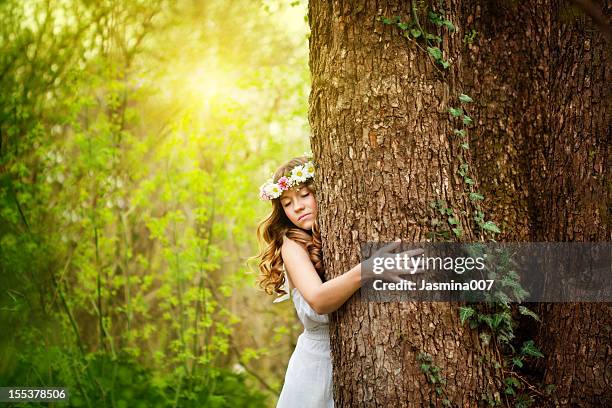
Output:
top-left (361, 241), bottom-right (426, 283)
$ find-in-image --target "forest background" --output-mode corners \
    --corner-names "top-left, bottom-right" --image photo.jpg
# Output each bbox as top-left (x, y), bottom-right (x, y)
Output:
top-left (0, 0), bottom-right (310, 407)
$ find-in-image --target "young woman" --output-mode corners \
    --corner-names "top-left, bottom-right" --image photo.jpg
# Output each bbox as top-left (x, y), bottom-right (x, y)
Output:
top-left (256, 156), bottom-right (421, 407)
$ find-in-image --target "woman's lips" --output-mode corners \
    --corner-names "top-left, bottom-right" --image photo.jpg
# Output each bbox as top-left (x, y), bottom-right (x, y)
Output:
top-left (298, 213), bottom-right (311, 221)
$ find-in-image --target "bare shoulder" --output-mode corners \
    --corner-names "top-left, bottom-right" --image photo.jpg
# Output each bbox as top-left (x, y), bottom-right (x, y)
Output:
top-left (281, 234), bottom-right (316, 274)
top-left (281, 234), bottom-right (307, 255)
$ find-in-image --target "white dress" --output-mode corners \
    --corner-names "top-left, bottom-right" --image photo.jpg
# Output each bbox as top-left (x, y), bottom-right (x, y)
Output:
top-left (274, 270), bottom-right (334, 408)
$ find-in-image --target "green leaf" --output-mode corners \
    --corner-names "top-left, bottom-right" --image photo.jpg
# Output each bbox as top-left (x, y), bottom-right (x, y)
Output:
top-left (427, 46), bottom-right (443, 60)
top-left (440, 60), bottom-right (450, 69)
top-left (464, 177), bottom-right (474, 185)
top-left (512, 357), bottom-right (524, 368)
top-left (426, 33), bottom-right (442, 43)
top-left (460, 142), bottom-right (469, 149)
top-left (479, 314), bottom-right (493, 328)
top-left (491, 313), bottom-right (505, 329)
top-left (398, 22), bottom-right (409, 30)
top-left (453, 129), bottom-right (466, 137)
top-left (504, 377), bottom-right (520, 387)
top-left (452, 227), bottom-right (462, 237)
top-left (459, 306), bottom-right (475, 325)
top-left (469, 192), bottom-right (484, 201)
top-left (443, 20), bottom-right (455, 32)
top-left (459, 93), bottom-right (474, 103)
top-left (462, 115), bottom-right (473, 125)
top-left (521, 340), bottom-right (544, 358)
top-left (448, 216), bottom-right (459, 225)
top-left (482, 221), bottom-right (501, 233)
top-left (410, 28), bottom-right (421, 38)
top-left (449, 107), bottom-right (463, 117)
top-left (518, 305), bottom-right (541, 322)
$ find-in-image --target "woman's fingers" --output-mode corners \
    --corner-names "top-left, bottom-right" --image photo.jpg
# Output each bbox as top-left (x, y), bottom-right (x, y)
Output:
top-left (398, 248), bottom-right (425, 258)
top-left (375, 242), bottom-right (425, 257)
top-left (375, 240), bottom-right (402, 255)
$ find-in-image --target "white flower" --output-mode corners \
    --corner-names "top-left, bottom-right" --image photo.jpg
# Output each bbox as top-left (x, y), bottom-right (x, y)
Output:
top-left (290, 165), bottom-right (307, 183)
top-left (265, 182), bottom-right (282, 199)
top-left (304, 161), bottom-right (315, 178)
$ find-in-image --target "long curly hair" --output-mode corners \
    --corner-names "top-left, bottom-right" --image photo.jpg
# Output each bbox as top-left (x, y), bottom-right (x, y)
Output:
top-left (255, 156), bottom-right (324, 297)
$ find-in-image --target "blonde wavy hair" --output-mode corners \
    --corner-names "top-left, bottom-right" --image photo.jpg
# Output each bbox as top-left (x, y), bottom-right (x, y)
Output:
top-left (255, 156), bottom-right (324, 296)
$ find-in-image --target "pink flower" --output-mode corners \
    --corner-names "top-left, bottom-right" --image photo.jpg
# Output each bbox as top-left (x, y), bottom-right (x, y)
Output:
top-left (277, 176), bottom-right (291, 191)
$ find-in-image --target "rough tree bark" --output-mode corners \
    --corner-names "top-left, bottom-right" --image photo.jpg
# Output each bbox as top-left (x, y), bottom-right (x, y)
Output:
top-left (308, 1), bottom-right (504, 406)
top-left (459, 1), bottom-right (610, 405)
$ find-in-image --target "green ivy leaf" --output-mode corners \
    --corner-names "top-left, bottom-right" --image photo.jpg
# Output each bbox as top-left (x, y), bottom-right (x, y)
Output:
top-left (452, 227), bottom-right (462, 237)
top-left (459, 306), bottom-right (474, 325)
top-left (518, 305), bottom-right (541, 322)
top-left (410, 28), bottom-right (421, 38)
top-left (459, 93), bottom-right (474, 103)
top-left (482, 221), bottom-right (501, 233)
top-left (521, 340), bottom-right (544, 358)
top-left (491, 313), bottom-right (506, 329)
top-left (461, 142), bottom-right (469, 149)
top-left (512, 357), bottom-right (524, 368)
top-left (469, 192), bottom-right (484, 201)
top-left (454, 129), bottom-right (466, 137)
top-left (443, 20), bottom-right (455, 32)
top-left (440, 60), bottom-right (450, 69)
top-left (398, 22), bottom-right (409, 30)
top-left (462, 115), bottom-right (473, 125)
top-left (449, 107), bottom-right (463, 117)
top-left (425, 33), bottom-right (442, 43)
top-left (464, 177), bottom-right (474, 185)
top-left (504, 377), bottom-right (520, 388)
top-left (427, 46), bottom-right (443, 60)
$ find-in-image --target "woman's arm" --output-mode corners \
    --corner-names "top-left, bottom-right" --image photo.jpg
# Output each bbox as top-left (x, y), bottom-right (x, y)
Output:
top-left (281, 235), bottom-right (361, 315)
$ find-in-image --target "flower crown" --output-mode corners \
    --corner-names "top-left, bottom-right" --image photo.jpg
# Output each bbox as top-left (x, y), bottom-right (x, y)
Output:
top-left (259, 160), bottom-right (315, 201)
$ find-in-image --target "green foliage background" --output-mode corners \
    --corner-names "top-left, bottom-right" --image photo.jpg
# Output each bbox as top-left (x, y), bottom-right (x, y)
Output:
top-left (0, 0), bottom-right (310, 406)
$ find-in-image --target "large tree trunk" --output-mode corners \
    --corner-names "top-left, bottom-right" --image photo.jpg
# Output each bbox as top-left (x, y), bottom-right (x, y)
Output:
top-left (309, 1), bottom-right (504, 406)
top-left (460, 0), bottom-right (611, 405)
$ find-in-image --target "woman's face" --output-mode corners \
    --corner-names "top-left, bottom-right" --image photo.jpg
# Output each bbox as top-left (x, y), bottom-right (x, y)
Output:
top-left (279, 185), bottom-right (317, 230)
